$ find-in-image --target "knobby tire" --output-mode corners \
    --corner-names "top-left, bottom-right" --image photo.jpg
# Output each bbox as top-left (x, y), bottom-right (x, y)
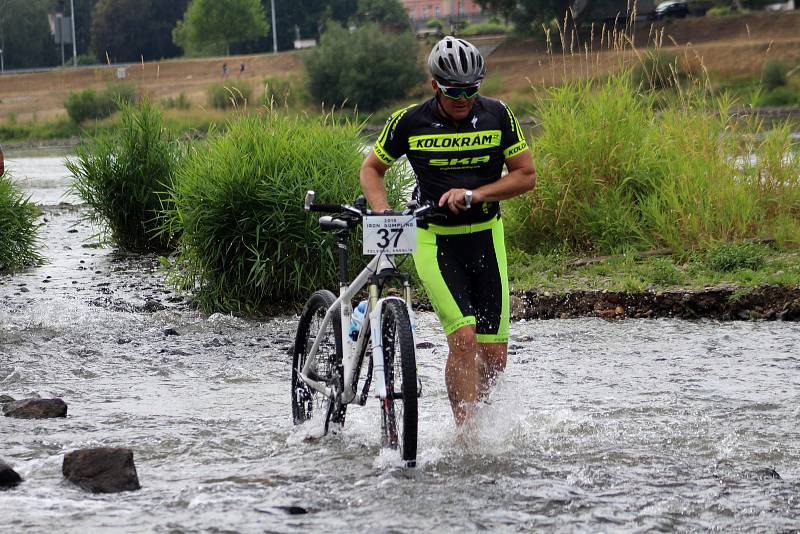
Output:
top-left (380, 299), bottom-right (418, 467)
top-left (291, 289), bottom-right (346, 431)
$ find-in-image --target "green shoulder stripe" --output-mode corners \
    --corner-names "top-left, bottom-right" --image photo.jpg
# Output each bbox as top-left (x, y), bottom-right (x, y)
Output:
top-left (376, 104), bottom-right (414, 148)
top-left (504, 105), bottom-right (524, 143)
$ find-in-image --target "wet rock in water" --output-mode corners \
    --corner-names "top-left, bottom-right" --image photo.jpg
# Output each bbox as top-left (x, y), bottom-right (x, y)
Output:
top-left (163, 328), bottom-right (180, 336)
top-left (416, 341), bottom-right (435, 349)
top-left (781, 298), bottom-right (800, 321)
top-left (751, 467), bottom-right (782, 480)
top-left (0, 460), bottom-right (23, 488)
top-left (62, 448), bottom-right (141, 493)
top-left (274, 505), bottom-right (308, 515)
top-left (143, 299), bottom-right (165, 312)
top-left (3, 398), bottom-right (67, 419)
top-left (0, 395), bottom-right (15, 404)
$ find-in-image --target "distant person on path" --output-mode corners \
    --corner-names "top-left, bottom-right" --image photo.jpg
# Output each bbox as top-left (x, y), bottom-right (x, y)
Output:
top-left (0, 144), bottom-right (4, 176)
top-left (222, 63), bottom-right (229, 78)
top-left (359, 37), bottom-right (537, 426)
top-left (239, 62), bottom-right (245, 76)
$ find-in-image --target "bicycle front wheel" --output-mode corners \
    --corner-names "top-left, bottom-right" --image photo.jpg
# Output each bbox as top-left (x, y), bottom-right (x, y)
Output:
top-left (380, 299), bottom-right (418, 467)
top-left (291, 289), bottom-right (345, 429)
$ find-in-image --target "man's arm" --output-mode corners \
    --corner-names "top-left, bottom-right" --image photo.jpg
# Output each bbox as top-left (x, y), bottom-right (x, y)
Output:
top-left (359, 151), bottom-right (393, 213)
top-left (438, 150), bottom-right (537, 213)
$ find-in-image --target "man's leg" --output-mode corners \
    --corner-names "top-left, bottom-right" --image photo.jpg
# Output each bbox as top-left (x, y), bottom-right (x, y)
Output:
top-left (445, 324), bottom-right (479, 425)
top-left (477, 342), bottom-right (507, 398)
top-left (445, 331), bottom-right (508, 424)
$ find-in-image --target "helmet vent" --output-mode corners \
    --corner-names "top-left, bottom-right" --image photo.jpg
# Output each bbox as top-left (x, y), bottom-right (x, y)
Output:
top-left (427, 36), bottom-right (486, 85)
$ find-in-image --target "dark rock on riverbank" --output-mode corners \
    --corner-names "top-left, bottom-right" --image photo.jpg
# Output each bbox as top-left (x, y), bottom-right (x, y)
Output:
top-left (0, 460), bottom-right (23, 488)
top-left (3, 398), bottom-right (68, 419)
top-left (511, 284), bottom-right (800, 321)
top-left (62, 448), bottom-right (141, 493)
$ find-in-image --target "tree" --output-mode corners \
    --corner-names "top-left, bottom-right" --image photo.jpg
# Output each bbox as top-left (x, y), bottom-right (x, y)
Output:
top-left (173, 0), bottom-right (269, 56)
top-left (304, 22), bottom-right (424, 111)
top-left (91, 0), bottom-right (189, 63)
top-left (356, 0), bottom-right (411, 31)
top-left (0, 0), bottom-right (59, 69)
top-left (476, 0), bottom-right (571, 35)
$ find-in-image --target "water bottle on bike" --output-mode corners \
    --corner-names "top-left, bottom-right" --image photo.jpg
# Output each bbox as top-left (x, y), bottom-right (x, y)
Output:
top-left (349, 300), bottom-right (368, 341)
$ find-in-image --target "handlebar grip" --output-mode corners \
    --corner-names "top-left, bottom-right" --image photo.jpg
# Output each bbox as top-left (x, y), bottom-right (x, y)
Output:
top-left (308, 203), bottom-right (344, 213)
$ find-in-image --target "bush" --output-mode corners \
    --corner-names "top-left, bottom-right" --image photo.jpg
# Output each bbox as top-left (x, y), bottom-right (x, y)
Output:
top-left (64, 88), bottom-right (107, 123)
top-left (706, 242), bottom-right (767, 272)
top-left (163, 113), bottom-right (413, 314)
top-left (64, 83), bottom-right (137, 123)
top-left (75, 53), bottom-right (98, 66)
top-left (632, 51), bottom-right (685, 91)
top-left (304, 23), bottom-right (424, 112)
top-left (0, 171), bottom-right (41, 271)
top-left (761, 59), bottom-right (788, 91)
top-left (459, 21), bottom-right (509, 36)
top-left (260, 76), bottom-right (307, 109)
top-left (105, 83), bottom-right (137, 106)
top-left (504, 71), bottom-right (800, 255)
top-left (426, 17), bottom-right (444, 30)
top-left (163, 92), bottom-right (192, 110)
top-left (208, 80), bottom-right (252, 109)
top-left (66, 99), bottom-right (182, 252)
top-left (757, 87), bottom-right (800, 107)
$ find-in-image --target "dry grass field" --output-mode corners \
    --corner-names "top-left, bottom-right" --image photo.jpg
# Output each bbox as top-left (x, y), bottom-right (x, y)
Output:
top-left (0, 52), bottom-right (302, 123)
top-left (490, 12), bottom-right (800, 95)
top-left (0, 12), bottom-right (799, 124)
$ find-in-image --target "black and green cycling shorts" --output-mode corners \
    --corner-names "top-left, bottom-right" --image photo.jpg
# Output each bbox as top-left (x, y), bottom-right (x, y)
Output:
top-left (412, 215), bottom-right (509, 344)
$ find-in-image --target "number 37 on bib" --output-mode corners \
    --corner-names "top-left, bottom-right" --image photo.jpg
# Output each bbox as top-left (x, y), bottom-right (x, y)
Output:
top-left (362, 216), bottom-right (417, 255)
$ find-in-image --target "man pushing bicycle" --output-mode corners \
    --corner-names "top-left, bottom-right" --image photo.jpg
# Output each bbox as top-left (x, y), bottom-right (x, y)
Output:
top-left (360, 36), bottom-right (537, 425)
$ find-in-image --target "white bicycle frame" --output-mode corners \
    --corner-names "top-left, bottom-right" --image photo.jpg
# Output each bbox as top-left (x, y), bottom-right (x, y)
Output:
top-left (298, 250), bottom-right (417, 405)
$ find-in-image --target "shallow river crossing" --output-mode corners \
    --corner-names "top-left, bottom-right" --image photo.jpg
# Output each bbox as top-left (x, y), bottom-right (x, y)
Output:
top-left (1, 153), bottom-right (799, 532)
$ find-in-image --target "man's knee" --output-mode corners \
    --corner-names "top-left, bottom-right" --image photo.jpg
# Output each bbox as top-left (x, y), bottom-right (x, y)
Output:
top-left (447, 325), bottom-right (478, 356)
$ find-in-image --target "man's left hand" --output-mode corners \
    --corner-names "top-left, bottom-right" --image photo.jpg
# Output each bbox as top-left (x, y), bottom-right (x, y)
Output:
top-left (439, 188), bottom-right (475, 214)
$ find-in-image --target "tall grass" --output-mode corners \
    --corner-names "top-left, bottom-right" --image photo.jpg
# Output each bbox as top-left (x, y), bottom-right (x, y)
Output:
top-left (164, 112), bottom-right (413, 315)
top-left (208, 80), bottom-right (252, 110)
top-left (260, 76), bottom-right (308, 110)
top-left (505, 70), bottom-right (800, 254)
top-left (67, 99), bottom-right (182, 252)
top-left (0, 171), bottom-right (41, 271)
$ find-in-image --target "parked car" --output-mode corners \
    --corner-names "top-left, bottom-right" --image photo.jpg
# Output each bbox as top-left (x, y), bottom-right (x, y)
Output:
top-left (652, 0), bottom-right (690, 18)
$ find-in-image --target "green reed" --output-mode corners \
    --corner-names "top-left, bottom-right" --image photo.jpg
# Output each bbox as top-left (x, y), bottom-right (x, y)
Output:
top-left (505, 69), bottom-right (800, 255)
top-left (0, 171), bottom-right (42, 271)
top-left (163, 112), bottom-right (413, 315)
top-left (208, 80), bottom-right (253, 110)
top-left (67, 98), bottom-right (182, 252)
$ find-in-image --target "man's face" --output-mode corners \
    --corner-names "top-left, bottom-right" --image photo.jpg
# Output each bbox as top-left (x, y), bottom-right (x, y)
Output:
top-left (432, 80), bottom-right (478, 122)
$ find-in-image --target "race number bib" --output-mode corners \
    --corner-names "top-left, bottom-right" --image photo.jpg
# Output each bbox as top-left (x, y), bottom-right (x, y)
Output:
top-left (362, 216), bottom-right (417, 255)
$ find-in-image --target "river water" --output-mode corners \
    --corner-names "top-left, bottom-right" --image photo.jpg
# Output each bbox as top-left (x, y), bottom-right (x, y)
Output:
top-left (1, 153), bottom-right (799, 533)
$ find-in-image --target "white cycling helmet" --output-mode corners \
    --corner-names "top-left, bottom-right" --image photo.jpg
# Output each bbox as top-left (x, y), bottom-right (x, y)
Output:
top-left (427, 36), bottom-right (486, 86)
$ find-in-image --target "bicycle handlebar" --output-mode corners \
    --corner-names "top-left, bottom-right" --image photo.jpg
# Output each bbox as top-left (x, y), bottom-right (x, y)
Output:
top-left (303, 190), bottom-right (439, 223)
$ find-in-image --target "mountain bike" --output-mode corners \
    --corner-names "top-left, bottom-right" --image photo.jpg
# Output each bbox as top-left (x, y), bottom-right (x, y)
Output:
top-left (291, 191), bottom-right (434, 467)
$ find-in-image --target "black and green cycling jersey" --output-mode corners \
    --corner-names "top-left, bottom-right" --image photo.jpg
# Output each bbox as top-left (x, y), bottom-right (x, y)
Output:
top-left (373, 95), bottom-right (528, 226)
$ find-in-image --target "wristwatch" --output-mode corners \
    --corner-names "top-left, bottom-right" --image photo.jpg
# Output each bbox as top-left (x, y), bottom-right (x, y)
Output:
top-left (464, 190), bottom-right (473, 209)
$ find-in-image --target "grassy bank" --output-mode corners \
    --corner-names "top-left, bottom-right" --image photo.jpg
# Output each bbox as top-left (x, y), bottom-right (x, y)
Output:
top-left (508, 245), bottom-right (800, 294)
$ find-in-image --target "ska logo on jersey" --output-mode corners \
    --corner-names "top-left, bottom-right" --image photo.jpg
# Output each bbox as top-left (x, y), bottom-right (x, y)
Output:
top-left (429, 155), bottom-right (491, 167)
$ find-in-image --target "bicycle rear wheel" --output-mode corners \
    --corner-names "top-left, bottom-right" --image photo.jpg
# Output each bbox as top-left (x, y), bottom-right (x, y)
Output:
top-left (380, 299), bottom-right (418, 467)
top-left (291, 290), bottom-right (346, 430)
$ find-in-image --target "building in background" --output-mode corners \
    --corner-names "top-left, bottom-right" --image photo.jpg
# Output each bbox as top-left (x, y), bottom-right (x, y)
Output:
top-left (400, 0), bottom-right (487, 30)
